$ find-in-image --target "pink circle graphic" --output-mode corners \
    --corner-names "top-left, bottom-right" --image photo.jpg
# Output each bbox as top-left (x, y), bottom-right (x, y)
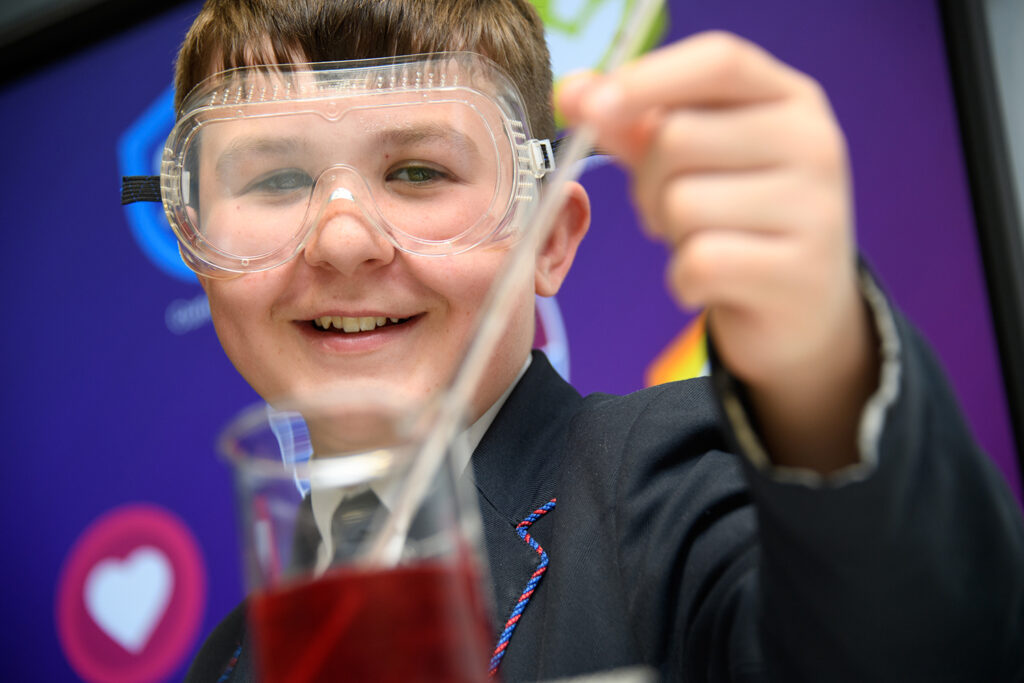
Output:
top-left (55, 503), bottom-right (206, 683)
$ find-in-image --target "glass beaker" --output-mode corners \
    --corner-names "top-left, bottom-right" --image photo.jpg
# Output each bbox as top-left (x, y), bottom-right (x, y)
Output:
top-left (219, 387), bottom-right (493, 682)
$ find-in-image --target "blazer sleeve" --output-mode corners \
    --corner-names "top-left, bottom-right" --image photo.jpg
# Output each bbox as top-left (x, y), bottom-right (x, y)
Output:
top-left (707, 276), bottom-right (1024, 681)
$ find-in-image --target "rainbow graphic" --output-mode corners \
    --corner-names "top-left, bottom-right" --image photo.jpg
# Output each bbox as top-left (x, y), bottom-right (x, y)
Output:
top-left (644, 312), bottom-right (709, 387)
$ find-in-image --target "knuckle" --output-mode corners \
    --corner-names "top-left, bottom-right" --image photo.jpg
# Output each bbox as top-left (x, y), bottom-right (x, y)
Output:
top-left (668, 254), bottom-right (704, 308)
top-left (787, 109), bottom-right (846, 172)
top-left (660, 112), bottom-right (698, 155)
top-left (677, 235), bottom-right (719, 286)
top-left (793, 71), bottom-right (827, 102)
top-left (663, 179), bottom-right (701, 232)
top-left (807, 132), bottom-right (847, 176)
top-left (630, 176), bottom-right (664, 239)
top-left (790, 187), bottom-right (847, 248)
top-left (786, 89), bottom-right (846, 169)
top-left (694, 31), bottom-right (751, 81)
top-left (695, 30), bottom-right (747, 53)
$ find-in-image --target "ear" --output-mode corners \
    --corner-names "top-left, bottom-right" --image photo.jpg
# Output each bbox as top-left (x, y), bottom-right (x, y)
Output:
top-left (535, 181), bottom-right (590, 297)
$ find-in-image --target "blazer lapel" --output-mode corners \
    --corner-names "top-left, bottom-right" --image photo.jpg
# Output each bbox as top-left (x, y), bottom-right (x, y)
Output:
top-left (226, 352), bottom-right (581, 681)
top-left (469, 351), bottom-right (582, 671)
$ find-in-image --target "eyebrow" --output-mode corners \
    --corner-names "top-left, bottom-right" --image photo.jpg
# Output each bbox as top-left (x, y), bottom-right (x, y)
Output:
top-left (213, 122), bottom-right (483, 180)
top-left (373, 123), bottom-right (481, 160)
top-left (215, 136), bottom-right (307, 180)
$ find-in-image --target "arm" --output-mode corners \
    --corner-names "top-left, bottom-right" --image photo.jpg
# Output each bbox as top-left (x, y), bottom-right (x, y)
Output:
top-left (558, 32), bottom-right (871, 473)
top-left (560, 31), bottom-right (1024, 680)
top-left (737, 302), bottom-right (1024, 681)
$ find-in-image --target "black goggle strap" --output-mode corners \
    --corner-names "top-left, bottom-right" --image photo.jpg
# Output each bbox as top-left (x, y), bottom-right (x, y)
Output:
top-left (549, 136), bottom-right (605, 168)
top-left (119, 136), bottom-right (602, 205)
top-left (121, 175), bottom-right (162, 205)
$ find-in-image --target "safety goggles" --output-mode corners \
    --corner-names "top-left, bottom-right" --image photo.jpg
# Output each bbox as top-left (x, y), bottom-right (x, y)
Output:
top-left (122, 52), bottom-right (555, 277)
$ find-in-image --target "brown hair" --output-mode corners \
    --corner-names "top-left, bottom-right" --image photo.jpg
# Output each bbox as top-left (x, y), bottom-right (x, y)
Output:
top-left (174, 0), bottom-right (555, 140)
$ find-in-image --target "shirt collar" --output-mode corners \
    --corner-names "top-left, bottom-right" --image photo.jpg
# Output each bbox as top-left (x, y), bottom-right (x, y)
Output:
top-left (308, 353), bottom-right (533, 569)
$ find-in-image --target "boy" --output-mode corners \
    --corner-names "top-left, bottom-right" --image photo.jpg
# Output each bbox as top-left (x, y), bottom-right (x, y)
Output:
top-left (133, 0), bottom-right (1024, 680)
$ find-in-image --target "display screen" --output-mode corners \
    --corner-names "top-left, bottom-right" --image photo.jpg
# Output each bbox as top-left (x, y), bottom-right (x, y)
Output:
top-left (0, 2), bottom-right (1018, 680)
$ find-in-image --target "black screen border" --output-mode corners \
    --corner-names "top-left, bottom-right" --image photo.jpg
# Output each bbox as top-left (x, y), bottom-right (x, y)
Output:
top-left (0, 0), bottom-right (194, 87)
top-left (939, 0), bottom-right (1024, 485)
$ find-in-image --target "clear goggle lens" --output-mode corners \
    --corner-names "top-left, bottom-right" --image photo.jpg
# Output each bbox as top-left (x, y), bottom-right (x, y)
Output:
top-left (160, 54), bottom-right (552, 275)
top-left (184, 100), bottom-right (509, 260)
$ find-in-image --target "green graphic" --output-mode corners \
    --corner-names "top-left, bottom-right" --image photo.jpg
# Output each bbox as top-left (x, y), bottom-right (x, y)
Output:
top-left (529, 0), bottom-right (668, 128)
top-left (530, 0), bottom-right (667, 75)
top-left (532, 0), bottom-right (617, 35)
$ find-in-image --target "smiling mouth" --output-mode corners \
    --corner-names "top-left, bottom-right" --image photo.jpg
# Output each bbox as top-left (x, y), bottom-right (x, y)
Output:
top-left (311, 315), bottom-right (415, 333)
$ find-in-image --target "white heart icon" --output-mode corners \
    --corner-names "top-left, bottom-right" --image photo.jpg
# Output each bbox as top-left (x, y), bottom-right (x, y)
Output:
top-left (84, 546), bottom-right (174, 654)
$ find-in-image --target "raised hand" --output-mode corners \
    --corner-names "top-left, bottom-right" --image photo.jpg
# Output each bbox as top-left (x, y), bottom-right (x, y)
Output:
top-left (559, 32), bottom-right (878, 472)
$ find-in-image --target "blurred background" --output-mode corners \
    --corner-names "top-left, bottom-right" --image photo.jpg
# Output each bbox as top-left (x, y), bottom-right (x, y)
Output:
top-left (1, 0), bottom-right (1021, 680)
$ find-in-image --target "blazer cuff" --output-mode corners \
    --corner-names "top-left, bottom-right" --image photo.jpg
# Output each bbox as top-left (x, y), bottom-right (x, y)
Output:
top-left (710, 264), bottom-right (902, 488)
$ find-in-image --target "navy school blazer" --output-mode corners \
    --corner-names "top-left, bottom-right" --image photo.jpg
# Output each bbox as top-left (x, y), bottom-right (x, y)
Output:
top-left (187, 319), bottom-right (1024, 682)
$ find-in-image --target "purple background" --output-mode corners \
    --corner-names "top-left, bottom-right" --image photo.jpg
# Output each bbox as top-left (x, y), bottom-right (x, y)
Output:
top-left (0, 1), bottom-right (1019, 680)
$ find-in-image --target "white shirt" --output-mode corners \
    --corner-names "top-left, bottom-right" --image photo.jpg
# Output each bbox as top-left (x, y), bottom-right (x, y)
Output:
top-left (309, 355), bottom-right (533, 571)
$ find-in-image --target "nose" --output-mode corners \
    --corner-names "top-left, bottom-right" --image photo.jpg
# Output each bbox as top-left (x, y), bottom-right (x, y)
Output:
top-left (302, 173), bottom-right (396, 276)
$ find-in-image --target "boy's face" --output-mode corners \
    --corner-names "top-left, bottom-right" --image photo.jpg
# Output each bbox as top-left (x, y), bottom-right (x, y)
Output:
top-left (192, 57), bottom-right (590, 419)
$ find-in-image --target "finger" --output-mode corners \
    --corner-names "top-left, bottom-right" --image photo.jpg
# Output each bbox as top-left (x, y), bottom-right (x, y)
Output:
top-left (581, 31), bottom-right (813, 124)
top-left (637, 169), bottom-right (845, 245)
top-left (632, 107), bottom-right (792, 230)
top-left (554, 70), bottom-right (600, 127)
top-left (641, 100), bottom-right (838, 176)
top-left (666, 229), bottom-right (800, 311)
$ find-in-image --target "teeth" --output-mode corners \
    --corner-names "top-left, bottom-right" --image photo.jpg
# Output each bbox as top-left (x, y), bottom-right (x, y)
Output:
top-left (314, 315), bottom-right (405, 332)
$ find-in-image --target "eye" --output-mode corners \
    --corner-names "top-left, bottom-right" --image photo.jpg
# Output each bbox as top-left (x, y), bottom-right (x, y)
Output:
top-left (243, 169), bottom-right (313, 195)
top-left (387, 164), bottom-right (451, 184)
